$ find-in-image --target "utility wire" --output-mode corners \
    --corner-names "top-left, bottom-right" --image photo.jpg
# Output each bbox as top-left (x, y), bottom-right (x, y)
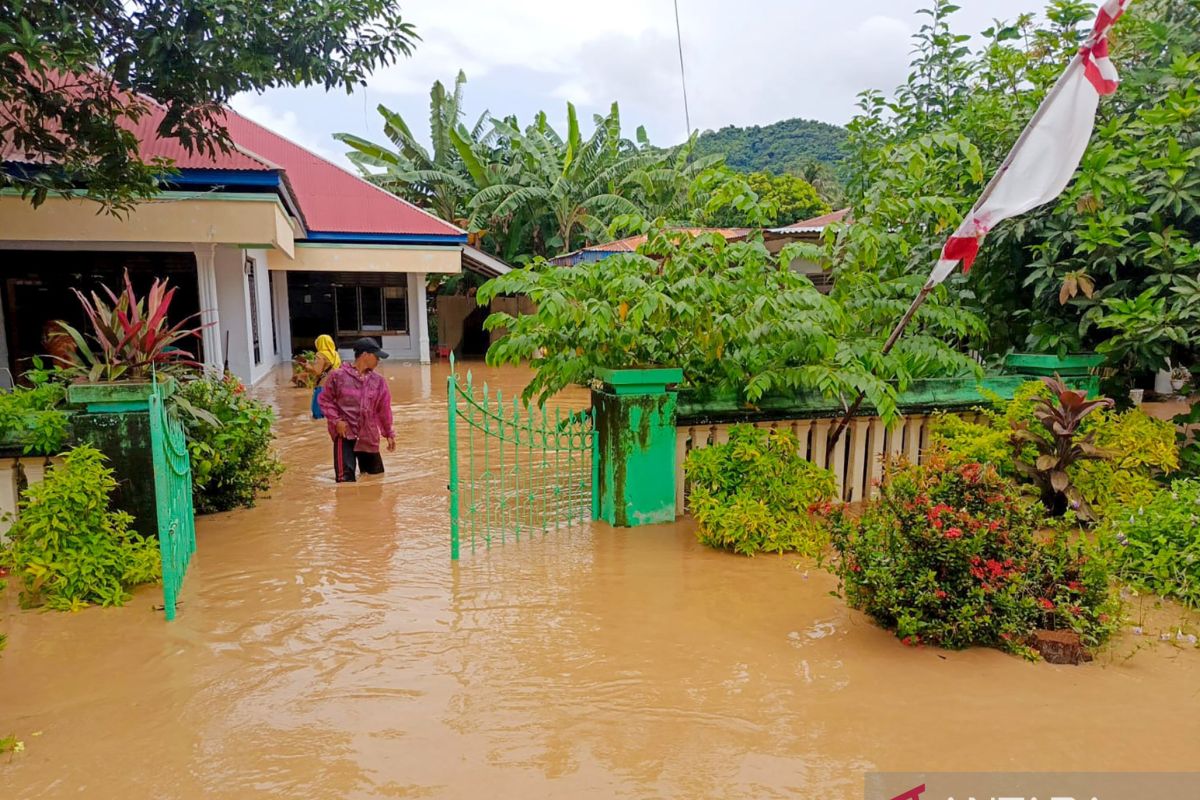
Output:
top-left (673, 0), bottom-right (692, 138)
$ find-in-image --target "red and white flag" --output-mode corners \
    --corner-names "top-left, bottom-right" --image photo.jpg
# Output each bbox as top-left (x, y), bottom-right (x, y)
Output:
top-left (927, 0), bottom-right (1131, 286)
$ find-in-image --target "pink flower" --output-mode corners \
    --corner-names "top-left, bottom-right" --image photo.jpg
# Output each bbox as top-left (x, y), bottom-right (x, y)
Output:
top-left (944, 526), bottom-right (964, 539)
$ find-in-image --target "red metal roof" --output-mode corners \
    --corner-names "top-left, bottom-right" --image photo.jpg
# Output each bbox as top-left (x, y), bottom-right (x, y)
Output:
top-left (2, 71), bottom-right (463, 239)
top-left (219, 109), bottom-right (463, 238)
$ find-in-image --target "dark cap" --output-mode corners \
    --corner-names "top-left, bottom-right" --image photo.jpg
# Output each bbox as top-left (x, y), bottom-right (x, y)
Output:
top-left (351, 337), bottom-right (389, 359)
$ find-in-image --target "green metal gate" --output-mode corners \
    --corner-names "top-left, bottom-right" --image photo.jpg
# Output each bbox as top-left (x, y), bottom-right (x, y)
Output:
top-left (147, 381), bottom-right (197, 620)
top-left (448, 361), bottom-right (597, 559)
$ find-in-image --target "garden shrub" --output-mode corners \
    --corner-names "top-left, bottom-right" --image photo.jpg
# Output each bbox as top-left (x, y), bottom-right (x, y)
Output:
top-left (178, 375), bottom-right (284, 514)
top-left (1106, 479), bottom-right (1200, 608)
top-left (1, 445), bottom-right (160, 611)
top-left (927, 411), bottom-right (1011, 474)
top-left (827, 454), bottom-right (1119, 657)
top-left (685, 425), bottom-right (836, 557)
top-left (0, 378), bottom-right (69, 455)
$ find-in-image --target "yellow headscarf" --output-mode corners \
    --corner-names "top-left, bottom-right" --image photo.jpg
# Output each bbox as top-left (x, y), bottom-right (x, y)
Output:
top-left (314, 335), bottom-right (341, 371)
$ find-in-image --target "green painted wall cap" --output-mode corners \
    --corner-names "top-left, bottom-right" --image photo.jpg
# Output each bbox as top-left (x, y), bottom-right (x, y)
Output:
top-left (595, 367), bottom-right (683, 390)
top-left (67, 381), bottom-right (156, 407)
top-left (1004, 352), bottom-right (1105, 375)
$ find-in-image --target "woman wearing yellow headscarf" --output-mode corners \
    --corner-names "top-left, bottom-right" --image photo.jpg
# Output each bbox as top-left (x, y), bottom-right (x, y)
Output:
top-left (309, 335), bottom-right (342, 419)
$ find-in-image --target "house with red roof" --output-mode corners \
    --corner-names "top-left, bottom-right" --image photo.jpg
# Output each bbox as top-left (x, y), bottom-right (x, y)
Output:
top-left (0, 102), bottom-right (501, 384)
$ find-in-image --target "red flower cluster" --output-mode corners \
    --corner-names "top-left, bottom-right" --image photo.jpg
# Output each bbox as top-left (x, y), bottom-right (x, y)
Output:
top-left (1038, 597), bottom-right (1055, 611)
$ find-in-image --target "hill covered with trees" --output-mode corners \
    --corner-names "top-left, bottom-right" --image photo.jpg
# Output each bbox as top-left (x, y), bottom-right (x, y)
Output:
top-left (691, 117), bottom-right (847, 174)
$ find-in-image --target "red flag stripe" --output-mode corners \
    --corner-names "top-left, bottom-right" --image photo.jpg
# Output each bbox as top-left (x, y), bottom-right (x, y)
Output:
top-left (941, 235), bottom-right (981, 273)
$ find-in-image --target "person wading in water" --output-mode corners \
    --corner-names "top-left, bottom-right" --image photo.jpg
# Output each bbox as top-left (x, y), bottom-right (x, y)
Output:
top-left (307, 334), bottom-right (341, 419)
top-left (317, 338), bottom-right (395, 482)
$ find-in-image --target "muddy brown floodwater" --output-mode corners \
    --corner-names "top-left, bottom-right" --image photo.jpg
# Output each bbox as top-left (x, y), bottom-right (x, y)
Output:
top-left (2, 362), bottom-right (1199, 799)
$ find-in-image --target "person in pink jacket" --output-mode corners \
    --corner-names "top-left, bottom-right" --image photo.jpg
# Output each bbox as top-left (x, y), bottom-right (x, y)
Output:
top-left (317, 338), bottom-right (396, 482)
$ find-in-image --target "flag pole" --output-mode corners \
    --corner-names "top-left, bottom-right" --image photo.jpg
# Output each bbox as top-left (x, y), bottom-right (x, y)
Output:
top-left (827, 50), bottom-right (1089, 448)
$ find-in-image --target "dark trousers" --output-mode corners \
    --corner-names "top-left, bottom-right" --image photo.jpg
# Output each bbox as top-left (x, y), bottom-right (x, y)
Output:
top-left (334, 437), bottom-right (385, 482)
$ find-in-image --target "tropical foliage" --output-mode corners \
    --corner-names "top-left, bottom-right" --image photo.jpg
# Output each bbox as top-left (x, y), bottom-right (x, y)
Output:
top-left (1, 445), bottom-right (160, 611)
top-left (0, 370), bottom-right (68, 455)
top-left (684, 425), bottom-right (836, 557)
top-left (339, 73), bottom-right (830, 261)
top-left (53, 271), bottom-right (206, 382)
top-left (2, 0), bottom-right (418, 212)
top-left (480, 217), bottom-right (982, 419)
top-left (1106, 478), bottom-right (1200, 607)
top-left (179, 374), bottom-right (284, 514)
top-left (842, 0), bottom-right (1200, 386)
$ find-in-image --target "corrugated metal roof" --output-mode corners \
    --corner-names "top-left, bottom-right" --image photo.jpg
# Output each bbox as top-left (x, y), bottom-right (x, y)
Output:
top-left (2, 70), bottom-right (464, 239)
top-left (0, 95), bottom-right (273, 171)
top-left (219, 110), bottom-right (464, 239)
top-left (769, 208), bottom-right (851, 233)
top-left (550, 227), bottom-right (749, 265)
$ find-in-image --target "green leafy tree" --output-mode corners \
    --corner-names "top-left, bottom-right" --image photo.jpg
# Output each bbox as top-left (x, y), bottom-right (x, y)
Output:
top-left (479, 215), bottom-right (982, 421)
top-left (845, 0), bottom-right (1200, 383)
top-left (1, 0), bottom-right (417, 212)
top-left (703, 170), bottom-right (830, 228)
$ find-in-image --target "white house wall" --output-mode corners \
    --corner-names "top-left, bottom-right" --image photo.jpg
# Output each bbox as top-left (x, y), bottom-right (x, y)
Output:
top-left (211, 246), bottom-right (285, 386)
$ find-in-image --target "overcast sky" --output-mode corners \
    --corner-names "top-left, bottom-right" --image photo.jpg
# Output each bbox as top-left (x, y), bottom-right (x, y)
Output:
top-left (231, 0), bottom-right (1051, 168)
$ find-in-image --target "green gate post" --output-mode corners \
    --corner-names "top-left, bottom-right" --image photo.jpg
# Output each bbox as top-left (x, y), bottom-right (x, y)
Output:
top-left (66, 382), bottom-right (158, 539)
top-left (592, 367), bottom-right (682, 527)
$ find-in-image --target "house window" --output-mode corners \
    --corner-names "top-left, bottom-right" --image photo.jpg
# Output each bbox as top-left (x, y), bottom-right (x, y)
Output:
top-left (333, 278), bottom-right (408, 338)
top-left (246, 256), bottom-right (261, 365)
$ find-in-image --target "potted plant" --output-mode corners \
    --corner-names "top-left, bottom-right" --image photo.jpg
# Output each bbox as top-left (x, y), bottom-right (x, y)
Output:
top-left (55, 271), bottom-right (208, 407)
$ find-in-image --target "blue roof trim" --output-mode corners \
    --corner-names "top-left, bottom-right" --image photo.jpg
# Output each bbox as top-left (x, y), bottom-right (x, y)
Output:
top-left (304, 231), bottom-right (467, 245)
top-left (166, 169), bottom-right (281, 188)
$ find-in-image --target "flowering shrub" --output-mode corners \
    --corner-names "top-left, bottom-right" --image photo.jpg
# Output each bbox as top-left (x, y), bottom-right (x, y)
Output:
top-left (827, 455), bottom-right (1119, 656)
top-left (685, 425), bottom-right (836, 557)
top-left (179, 375), bottom-right (284, 514)
top-left (1107, 479), bottom-right (1200, 608)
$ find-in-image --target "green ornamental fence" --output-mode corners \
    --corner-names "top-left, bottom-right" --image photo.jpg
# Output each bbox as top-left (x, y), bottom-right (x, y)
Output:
top-left (448, 359), bottom-right (597, 559)
top-left (147, 380), bottom-right (197, 620)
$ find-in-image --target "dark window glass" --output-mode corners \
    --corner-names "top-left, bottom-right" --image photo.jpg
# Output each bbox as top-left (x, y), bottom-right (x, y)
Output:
top-left (383, 286), bottom-right (408, 333)
top-left (335, 285), bottom-right (358, 335)
top-left (360, 286), bottom-right (384, 331)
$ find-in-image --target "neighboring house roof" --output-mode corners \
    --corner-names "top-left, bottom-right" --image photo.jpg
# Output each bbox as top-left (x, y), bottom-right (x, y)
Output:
top-left (768, 208), bottom-right (851, 234)
top-left (550, 227), bottom-right (749, 266)
top-left (461, 245), bottom-right (513, 278)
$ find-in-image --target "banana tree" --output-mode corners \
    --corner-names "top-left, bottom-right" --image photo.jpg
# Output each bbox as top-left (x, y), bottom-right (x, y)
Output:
top-left (467, 102), bottom-right (652, 257)
top-left (335, 70), bottom-right (495, 225)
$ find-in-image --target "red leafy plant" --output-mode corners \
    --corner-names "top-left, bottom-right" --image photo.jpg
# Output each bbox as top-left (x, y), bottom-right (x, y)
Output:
top-left (54, 271), bottom-right (208, 381)
top-left (1010, 375), bottom-right (1113, 520)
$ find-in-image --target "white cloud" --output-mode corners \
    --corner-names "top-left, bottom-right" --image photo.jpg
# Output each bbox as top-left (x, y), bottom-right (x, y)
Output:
top-left (229, 94), bottom-right (346, 165)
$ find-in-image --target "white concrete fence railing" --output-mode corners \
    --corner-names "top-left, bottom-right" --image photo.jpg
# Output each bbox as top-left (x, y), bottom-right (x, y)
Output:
top-left (674, 411), bottom-right (987, 515)
top-left (0, 455), bottom-right (59, 540)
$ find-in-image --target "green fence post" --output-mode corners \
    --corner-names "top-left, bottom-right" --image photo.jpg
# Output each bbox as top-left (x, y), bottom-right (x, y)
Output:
top-left (591, 406), bottom-right (600, 521)
top-left (448, 370), bottom-right (460, 561)
top-left (592, 367), bottom-right (683, 527)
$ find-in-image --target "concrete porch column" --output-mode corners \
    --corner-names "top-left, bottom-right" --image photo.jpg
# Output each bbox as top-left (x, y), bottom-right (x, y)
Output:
top-left (193, 243), bottom-right (224, 374)
top-left (414, 272), bottom-right (431, 364)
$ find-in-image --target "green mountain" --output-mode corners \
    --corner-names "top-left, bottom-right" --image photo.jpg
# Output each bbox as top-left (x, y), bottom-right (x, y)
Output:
top-left (691, 117), bottom-right (847, 174)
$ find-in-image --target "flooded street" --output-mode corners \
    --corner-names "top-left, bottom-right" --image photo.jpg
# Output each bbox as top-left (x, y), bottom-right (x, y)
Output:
top-left (3, 362), bottom-right (1199, 799)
